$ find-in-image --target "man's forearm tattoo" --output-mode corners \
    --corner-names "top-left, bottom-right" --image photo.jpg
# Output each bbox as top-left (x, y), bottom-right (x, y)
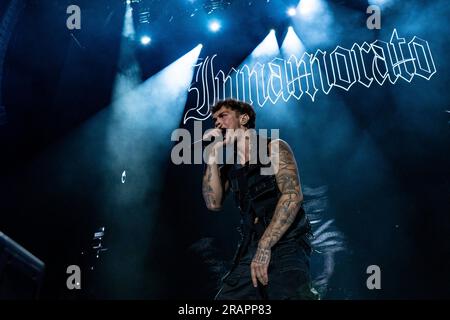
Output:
top-left (259, 142), bottom-right (302, 249)
top-left (202, 165), bottom-right (217, 208)
top-left (253, 247), bottom-right (271, 264)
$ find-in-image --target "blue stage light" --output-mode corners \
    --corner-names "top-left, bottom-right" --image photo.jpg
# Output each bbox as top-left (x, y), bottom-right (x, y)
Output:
top-left (209, 20), bottom-right (221, 32)
top-left (140, 35), bottom-right (151, 45)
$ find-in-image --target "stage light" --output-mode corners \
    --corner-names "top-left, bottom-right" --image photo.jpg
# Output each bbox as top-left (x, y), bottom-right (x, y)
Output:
top-left (126, 0), bottom-right (131, 4)
top-left (208, 20), bottom-right (221, 32)
top-left (298, 0), bottom-right (320, 16)
top-left (140, 35), bottom-right (151, 45)
top-left (123, 1), bottom-right (135, 39)
top-left (281, 26), bottom-right (306, 60)
top-left (287, 7), bottom-right (297, 16)
top-left (250, 29), bottom-right (279, 59)
top-left (294, 0), bottom-right (333, 47)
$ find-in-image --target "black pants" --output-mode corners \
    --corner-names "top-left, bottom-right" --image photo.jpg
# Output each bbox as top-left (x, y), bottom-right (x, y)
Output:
top-left (215, 239), bottom-right (319, 300)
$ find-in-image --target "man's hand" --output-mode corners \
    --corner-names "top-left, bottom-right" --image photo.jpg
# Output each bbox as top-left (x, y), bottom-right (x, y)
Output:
top-left (203, 128), bottom-right (238, 164)
top-left (203, 128), bottom-right (236, 148)
top-left (202, 128), bottom-right (225, 141)
top-left (202, 128), bottom-right (232, 211)
top-left (251, 246), bottom-right (271, 287)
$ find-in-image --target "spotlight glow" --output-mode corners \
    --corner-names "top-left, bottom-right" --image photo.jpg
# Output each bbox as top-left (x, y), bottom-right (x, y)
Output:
top-left (298, 0), bottom-right (321, 17)
top-left (123, 1), bottom-right (135, 39)
top-left (140, 35), bottom-right (151, 45)
top-left (250, 29), bottom-right (279, 59)
top-left (287, 7), bottom-right (297, 16)
top-left (209, 20), bottom-right (221, 32)
top-left (281, 26), bottom-right (306, 57)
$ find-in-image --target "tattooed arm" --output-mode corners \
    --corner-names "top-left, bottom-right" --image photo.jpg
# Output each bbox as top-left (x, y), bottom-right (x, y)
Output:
top-left (202, 162), bottom-right (228, 211)
top-left (250, 139), bottom-right (303, 287)
top-left (202, 128), bottom-right (230, 211)
top-left (259, 139), bottom-right (303, 248)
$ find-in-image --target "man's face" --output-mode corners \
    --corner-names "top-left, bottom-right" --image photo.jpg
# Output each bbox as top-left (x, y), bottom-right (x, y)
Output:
top-left (212, 106), bottom-right (242, 130)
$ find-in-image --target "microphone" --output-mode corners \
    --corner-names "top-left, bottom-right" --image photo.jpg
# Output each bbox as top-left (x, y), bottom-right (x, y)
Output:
top-left (192, 128), bottom-right (226, 145)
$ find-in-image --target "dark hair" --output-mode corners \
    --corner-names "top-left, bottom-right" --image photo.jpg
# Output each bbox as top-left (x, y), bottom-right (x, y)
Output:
top-left (211, 99), bottom-right (256, 129)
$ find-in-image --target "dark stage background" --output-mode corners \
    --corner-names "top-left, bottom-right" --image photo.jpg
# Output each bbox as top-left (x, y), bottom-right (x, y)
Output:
top-left (0, 0), bottom-right (449, 299)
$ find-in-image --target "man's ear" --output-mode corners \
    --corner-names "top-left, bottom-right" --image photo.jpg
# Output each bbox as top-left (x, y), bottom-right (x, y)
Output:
top-left (240, 113), bottom-right (249, 126)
